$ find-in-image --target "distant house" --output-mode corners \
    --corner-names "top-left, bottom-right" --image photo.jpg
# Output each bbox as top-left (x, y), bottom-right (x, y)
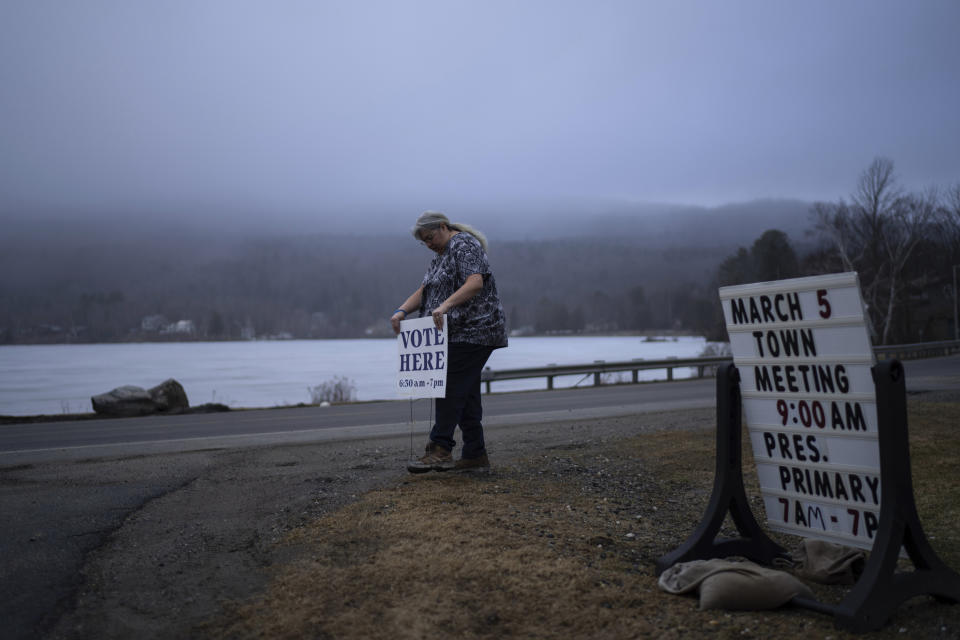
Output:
top-left (161, 319), bottom-right (196, 335)
top-left (141, 315), bottom-right (169, 332)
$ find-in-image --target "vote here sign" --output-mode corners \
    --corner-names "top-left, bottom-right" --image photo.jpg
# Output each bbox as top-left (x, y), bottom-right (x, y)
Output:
top-left (396, 315), bottom-right (448, 398)
top-left (719, 272), bottom-right (879, 550)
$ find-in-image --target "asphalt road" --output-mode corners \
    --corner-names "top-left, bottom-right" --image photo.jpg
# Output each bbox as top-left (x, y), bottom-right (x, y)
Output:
top-left (0, 377), bottom-right (718, 465)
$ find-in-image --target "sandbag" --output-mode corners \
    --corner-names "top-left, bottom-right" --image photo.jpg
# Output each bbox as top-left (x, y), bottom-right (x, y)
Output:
top-left (791, 539), bottom-right (865, 585)
top-left (658, 558), bottom-right (814, 610)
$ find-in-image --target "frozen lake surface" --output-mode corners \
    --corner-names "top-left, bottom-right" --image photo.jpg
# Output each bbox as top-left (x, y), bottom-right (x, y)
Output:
top-left (0, 336), bottom-right (710, 416)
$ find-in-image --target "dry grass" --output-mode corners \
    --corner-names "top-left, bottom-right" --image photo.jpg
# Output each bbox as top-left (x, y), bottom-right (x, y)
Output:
top-left (209, 402), bottom-right (960, 639)
top-left (905, 402), bottom-right (960, 570)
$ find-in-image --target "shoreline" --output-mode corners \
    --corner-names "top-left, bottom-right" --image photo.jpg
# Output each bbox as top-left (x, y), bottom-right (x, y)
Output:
top-left (0, 376), bottom-right (716, 426)
top-left (0, 330), bottom-right (708, 348)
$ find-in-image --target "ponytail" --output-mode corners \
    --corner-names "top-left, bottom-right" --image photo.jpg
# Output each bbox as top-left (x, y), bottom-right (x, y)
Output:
top-left (412, 211), bottom-right (489, 252)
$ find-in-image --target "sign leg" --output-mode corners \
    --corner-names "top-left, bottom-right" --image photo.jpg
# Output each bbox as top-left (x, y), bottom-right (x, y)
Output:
top-left (655, 363), bottom-right (787, 575)
top-left (831, 360), bottom-right (960, 632)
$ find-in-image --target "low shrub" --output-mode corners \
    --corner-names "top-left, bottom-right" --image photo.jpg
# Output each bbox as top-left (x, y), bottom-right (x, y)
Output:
top-left (308, 376), bottom-right (357, 404)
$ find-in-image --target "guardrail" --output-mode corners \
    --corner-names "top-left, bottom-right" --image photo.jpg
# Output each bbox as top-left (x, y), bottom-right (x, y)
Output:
top-left (481, 339), bottom-right (960, 394)
top-left (873, 339), bottom-right (960, 361)
top-left (480, 356), bottom-right (731, 394)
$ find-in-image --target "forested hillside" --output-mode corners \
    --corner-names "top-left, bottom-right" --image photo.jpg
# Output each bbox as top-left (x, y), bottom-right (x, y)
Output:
top-left (3, 173), bottom-right (956, 346)
top-left (2, 198), bottom-right (801, 343)
top-left (0, 229), bottom-right (732, 343)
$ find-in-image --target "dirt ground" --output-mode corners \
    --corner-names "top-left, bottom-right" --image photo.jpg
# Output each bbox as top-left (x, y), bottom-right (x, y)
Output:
top-left (202, 394), bottom-right (960, 640)
top-left (20, 392), bottom-right (959, 639)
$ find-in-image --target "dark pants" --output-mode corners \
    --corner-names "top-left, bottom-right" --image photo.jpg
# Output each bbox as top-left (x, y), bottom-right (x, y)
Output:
top-left (430, 343), bottom-right (494, 459)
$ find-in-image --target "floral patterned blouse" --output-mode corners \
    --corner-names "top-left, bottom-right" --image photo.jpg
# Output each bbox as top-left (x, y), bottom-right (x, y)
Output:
top-left (419, 232), bottom-right (508, 348)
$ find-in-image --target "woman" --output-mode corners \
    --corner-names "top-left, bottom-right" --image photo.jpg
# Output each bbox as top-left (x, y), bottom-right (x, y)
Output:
top-left (391, 211), bottom-right (508, 472)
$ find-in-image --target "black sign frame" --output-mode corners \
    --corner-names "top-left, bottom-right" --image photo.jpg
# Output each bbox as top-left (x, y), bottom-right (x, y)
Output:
top-left (655, 361), bottom-right (960, 632)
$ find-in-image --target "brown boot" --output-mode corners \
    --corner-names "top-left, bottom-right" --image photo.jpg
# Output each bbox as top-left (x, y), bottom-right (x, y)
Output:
top-left (406, 442), bottom-right (454, 473)
top-left (452, 453), bottom-right (490, 472)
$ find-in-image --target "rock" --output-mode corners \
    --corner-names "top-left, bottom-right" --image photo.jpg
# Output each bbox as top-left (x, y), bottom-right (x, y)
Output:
top-left (148, 378), bottom-right (190, 413)
top-left (91, 385), bottom-right (157, 417)
top-left (90, 379), bottom-right (190, 416)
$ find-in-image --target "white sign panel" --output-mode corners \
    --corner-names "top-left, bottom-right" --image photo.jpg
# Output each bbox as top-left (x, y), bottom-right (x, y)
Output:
top-left (396, 316), bottom-right (448, 398)
top-left (719, 272), bottom-right (880, 549)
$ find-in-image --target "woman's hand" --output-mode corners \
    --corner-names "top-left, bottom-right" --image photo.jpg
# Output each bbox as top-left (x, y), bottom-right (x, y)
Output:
top-left (431, 303), bottom-right (449, 330)
top-left (393, 288), bottom-right (424, 334)
top-left (390, 310), bottom-right (405, 334)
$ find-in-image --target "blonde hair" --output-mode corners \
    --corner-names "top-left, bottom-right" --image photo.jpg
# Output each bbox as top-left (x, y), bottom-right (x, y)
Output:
top-left (411, 211), bottom-right (489, 252)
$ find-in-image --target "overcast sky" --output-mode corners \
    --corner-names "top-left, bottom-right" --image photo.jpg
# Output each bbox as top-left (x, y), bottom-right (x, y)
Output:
top-left (1, 1), bottom-right (958, 232)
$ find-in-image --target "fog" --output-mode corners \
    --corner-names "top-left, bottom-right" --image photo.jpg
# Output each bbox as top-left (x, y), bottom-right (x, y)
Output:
top-left (2, 1), bottom-right (959, 235)
top-left (3, 2), bottom-right (959, 348)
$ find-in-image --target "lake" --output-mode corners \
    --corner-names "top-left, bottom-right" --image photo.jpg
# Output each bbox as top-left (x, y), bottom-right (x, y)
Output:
top-left (0, 336), bottom-right (712, 416)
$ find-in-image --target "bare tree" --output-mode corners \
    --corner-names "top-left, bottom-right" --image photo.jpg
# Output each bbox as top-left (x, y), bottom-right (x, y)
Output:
top-left (854, 157), bottom-right (901, 220)
top-left (812, 158), bottom-right (935, 344)
top-left (936, 183), bottom-right (960, 255)
top-left (876, 189), bottom-right (937, 343)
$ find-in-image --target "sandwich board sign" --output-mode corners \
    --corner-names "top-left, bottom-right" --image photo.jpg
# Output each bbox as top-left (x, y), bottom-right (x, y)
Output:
top-left (720, 272), bottom-right (880, 549)
top-left (396, 315), bottom-right (448, 398)
top-left (655, 271), bottom-right (960, 632)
